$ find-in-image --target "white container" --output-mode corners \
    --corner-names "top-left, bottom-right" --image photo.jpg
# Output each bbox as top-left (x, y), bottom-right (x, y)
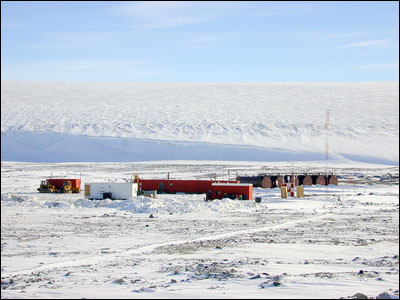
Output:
top-left (85, 182), bottom-right (138, 200)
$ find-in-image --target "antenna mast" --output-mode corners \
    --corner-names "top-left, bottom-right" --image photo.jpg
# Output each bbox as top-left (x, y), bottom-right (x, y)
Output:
top-left (325, 109), bottom-right (330, 196)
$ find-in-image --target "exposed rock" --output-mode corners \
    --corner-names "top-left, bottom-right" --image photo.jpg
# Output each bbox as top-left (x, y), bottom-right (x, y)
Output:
top-left (272, 280), bottom-right (281, 286)
top-left (377, 292), bottom-right (398, 299)
top-left (112, 278), bottom-right (124, 284)
top-left (132, 287), bottom-right (155, 293)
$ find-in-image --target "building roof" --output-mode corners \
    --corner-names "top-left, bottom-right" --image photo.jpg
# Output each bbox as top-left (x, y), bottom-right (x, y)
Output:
top-left (211, 183), bottom-right (252, 186)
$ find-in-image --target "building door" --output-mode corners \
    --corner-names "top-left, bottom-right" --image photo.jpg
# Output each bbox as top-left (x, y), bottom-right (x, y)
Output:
top-left (103, 192), bottom-right (112, 199)
top-left (158, 182), bottom-right (164, 193)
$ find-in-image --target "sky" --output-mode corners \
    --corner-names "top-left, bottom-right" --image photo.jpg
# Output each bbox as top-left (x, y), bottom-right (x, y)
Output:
top-left (1, 1), bottom-right (399, 82)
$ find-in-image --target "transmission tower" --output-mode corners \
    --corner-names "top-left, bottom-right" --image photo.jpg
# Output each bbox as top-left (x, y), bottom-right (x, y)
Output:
top-left (325, 109), bottom-right (330, 197)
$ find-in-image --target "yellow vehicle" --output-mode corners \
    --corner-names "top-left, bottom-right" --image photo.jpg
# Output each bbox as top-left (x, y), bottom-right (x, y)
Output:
top-left (37, 180), bottom-right (56, 193)
top-left (61, 181), bottom-right (72, 194)
top-left (38, 180), bottom-right (73, 193)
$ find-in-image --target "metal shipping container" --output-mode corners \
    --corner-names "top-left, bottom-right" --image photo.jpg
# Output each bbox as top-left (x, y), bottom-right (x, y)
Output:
top-left (236, 176), bottom-right (263, 187)
top-left (211, 183), bottom-right (253, 200)
top-left (85, 182), bottom-right (138, 200)
top-left (47, 178), bottom-right (81, 192)
top-left (137, 179), bottom-right (238, 194)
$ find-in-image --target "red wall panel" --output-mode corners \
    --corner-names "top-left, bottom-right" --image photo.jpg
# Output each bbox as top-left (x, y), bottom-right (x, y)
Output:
top-left (47, 179), bottom-right (81, 189)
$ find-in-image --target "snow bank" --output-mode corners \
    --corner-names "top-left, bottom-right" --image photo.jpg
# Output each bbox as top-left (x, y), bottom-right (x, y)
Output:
top-left (1, 81), bottom-right (398, 164)
top-left (1, 192), bottom-right (259, 215)
top-left (75, 195), bottom-right (259, 214)
top-left (0, 193), bottom-right (73, 209)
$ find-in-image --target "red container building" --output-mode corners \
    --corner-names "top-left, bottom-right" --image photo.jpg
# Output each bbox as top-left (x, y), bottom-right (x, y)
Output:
top-left (211, 183), bottom-right (253, 200)
top-left (135, 178), bottom-right (240, 199)
top-left (47, 179), bottom-right (81, 192)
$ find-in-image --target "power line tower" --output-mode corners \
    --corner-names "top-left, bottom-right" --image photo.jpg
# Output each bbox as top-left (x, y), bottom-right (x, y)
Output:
top-left (325, 109), bottom-right (330, 197)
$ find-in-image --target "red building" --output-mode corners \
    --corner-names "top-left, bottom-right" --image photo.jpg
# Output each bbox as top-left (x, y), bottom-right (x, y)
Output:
top-left (135, 178), bottom-right (240, 199)
top-left (211, 183), bottom-right (253, 200)
top-left (47, 179), bottom-right (81, 193)
top-left (135, 176), bottom-right (253, 200)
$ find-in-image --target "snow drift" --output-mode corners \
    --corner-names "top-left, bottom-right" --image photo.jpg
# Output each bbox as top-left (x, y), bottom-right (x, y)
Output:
top-left (1, 192), bottom-right (260, 215)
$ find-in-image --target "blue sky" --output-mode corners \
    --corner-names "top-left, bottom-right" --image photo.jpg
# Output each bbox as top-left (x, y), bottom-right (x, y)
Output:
top-left (1, 1), bottom-right (398, 82)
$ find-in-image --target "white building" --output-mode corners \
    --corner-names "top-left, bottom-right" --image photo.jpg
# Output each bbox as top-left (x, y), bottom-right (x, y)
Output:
top-left (84, 182), bottom-right (138, 200)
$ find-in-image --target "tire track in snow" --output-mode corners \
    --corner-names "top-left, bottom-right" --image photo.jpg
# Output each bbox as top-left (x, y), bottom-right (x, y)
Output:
top-left (2, 212), bottom-right (334, 277)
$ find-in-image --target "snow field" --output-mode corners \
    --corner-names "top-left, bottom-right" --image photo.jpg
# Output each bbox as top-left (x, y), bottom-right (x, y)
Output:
top-left (1, 81), bottom-right (399, 164)
top-left (1, 161), bottom-right (398, 299)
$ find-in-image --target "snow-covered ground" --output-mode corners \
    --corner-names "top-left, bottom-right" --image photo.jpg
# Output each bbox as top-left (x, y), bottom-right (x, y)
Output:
top-left (1, 81), bottom-right (398, 298)
top-left (1, 161), bottom-right (398, 299)
top-left (1, 81), bottom-right (398, 164)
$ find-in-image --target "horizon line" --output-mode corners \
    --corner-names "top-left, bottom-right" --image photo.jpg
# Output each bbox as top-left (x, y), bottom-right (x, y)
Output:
top-left (1, 79), bottom-right (399, 84)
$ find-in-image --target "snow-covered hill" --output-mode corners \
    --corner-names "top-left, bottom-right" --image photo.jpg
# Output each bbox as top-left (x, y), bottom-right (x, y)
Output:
top-left (1, 81), bottom-right (398, 164)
